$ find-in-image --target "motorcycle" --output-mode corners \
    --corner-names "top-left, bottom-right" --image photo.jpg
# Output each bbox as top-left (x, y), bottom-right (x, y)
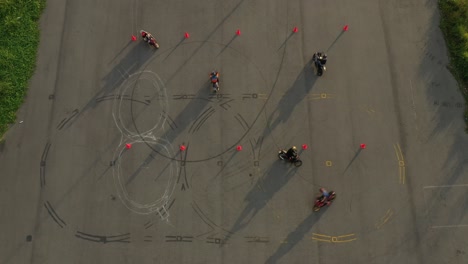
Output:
top-left (313, 191), bottom-right (336, 212)
top-left (210, 71), bottom-right (220, 93)
top-left (278, 150), bottom-right (302, 167)
top-left (140, 30), bottom-right (160, 49)
top-left (312, 52), bottom-right (326, 76)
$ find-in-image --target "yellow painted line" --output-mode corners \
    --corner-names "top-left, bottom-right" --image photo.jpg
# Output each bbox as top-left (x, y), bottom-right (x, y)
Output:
top-left (395, 144), bottom-right (403, 160)
top-left (393, 144), bottom-right (401, 160)
top-left (312, 233), bottom-right (331, 238)
top-left (337, 234), bottom-right (355, 238)
top-left (375, 209), bottom-right (394, 229)
top-left (312, 238), bottom-right (332, 243)
top-left (393, 144), bottom-right (406, 185)
top-left (393, 144), bottom-right (404, 161)
top-left (400, 167), bottom-right (405, 184)
top-left (334, 238), bottom-right (357, 243)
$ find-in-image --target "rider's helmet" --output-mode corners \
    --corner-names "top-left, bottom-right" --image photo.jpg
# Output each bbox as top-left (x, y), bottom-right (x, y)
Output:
top-left (292, 146), bottom-right (297, 151)
top-left (211, 71), bottom-right (216, 75)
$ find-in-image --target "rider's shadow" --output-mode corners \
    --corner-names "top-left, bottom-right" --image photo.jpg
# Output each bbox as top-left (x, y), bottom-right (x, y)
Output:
top-left (263, 58), bottom-right (317, 138)
top-left (265, 212), bottom-right (323, 264)
top-left (61, 42), bottom-right (154, 130)
top-left (223, 162), bottom-right (298, 243)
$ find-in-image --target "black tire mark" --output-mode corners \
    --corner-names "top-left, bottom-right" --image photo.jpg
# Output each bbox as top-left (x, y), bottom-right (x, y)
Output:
top-left (188, 107), bottom-right (214, 134)
top-left (57, 109), bottom-right (79, 130)
top-left (75, 231), bottom-right (130, 243)
top-left (44, 201), bottom-right (66, 228)
top-left (234, 113), bottom-right (249, 130)
top-left (40, 142), bottom-right (51, 188)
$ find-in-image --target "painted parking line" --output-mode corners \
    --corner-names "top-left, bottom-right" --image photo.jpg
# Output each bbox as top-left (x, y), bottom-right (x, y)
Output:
top-left (393, 143), bottom-right (406, 184)
top-left (311, 233), bottom-right (357, 243)
top-left (308, 93), bottom-right (335, 100)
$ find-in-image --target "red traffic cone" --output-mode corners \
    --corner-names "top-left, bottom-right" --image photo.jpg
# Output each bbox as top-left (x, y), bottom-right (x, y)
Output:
top-left (184, 32), bottom-right (190, 39)
top-left (360, 143), bottom-right (366, 149)
top-left (293, 27), bottom-right (298, 33)
top-left (236, 145), bottom-right (243, 151)
top-left (125, 143), bottom-right (132, 149)
top-left (180, 145), bottom-right (186, 151)
top-left (236, 29), bottom-right (241, 36)
top-left (343, 25), bottom-right (349, 31)
top-left (302, 144), bottom-right (308, 150)
top-left (131, 35), bottom-right (137, 41)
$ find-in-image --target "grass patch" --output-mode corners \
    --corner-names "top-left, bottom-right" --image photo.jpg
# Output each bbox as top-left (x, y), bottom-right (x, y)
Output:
top-left (438, 0), bottom-right (468, 131)
top-left (0, 0), bottom-right (46, 138)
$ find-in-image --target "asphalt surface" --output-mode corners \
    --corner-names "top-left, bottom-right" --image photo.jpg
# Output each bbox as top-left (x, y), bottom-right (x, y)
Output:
top-left (1, 0), bottom-right (468, 263)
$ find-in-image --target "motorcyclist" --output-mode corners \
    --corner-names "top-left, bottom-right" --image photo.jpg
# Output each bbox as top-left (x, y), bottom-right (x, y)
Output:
top-left (316, 52), bottom-right (327, 65)
top-left (286, 146), bottom-right (298, 160)
top-left (141, 31), bottom-right (149, 41)
top-left (210, 71), bottom-right (219, 84)
top-left (320, 187), bottom-right (330, 199)
top-left (316, 187), bottom-right (334, 206)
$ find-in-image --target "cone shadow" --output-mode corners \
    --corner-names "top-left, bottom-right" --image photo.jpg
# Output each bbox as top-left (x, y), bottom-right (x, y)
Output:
top-left (326, 30), bottom-right (346, 52)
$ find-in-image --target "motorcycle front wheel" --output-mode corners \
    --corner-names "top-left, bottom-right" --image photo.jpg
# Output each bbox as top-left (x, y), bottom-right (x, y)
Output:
top-left (293, 159), bottom-right (303, 167)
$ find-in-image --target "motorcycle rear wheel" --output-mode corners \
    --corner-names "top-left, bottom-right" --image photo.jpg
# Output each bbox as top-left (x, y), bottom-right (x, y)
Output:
top-left (278, 152), bottom-right (287, 160)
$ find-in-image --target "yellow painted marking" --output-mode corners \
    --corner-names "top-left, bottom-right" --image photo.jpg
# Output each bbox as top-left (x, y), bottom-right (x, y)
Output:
top-left (325, 161), bottom-right (332, 166)
top-left (313, 238), bottom-right (332, 242)
top-left (375, 209), bottom-right (394, 229)
top-left (393, 144), bottom-right (403, 160)
top-left (400, 167), bottom-right (406, 184)
top-left (312, 233), bottom-right (331, 238)
top-left (258, 94), bottom-right (268, 99)
top-left (337, 234), bottom-right (355, 238)
top-left (311, 233), bottom-right (356, 243)
top-left (335, 238), bottom-right (357, 243)
top-left (393, 144), bottom-right (406, 185)
top-left (309, 93), bottom-right (335, 100)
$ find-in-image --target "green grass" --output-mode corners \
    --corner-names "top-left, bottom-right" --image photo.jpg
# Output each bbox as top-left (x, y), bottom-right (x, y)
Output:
top-left (0, 0), bottom-right (46, 138)
top-left (438, 0), bottom-right (468, 131)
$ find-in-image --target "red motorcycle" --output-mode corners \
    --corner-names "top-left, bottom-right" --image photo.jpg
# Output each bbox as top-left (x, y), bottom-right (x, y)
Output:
top-left (140, 30), bottom-right (160, 49)
top-left (313, 190), bottom-right (336, 212)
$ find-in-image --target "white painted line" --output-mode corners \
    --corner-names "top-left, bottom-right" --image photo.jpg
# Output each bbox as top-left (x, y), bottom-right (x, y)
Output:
top-left (432, 225), bottom-right (468, 229)
top-left (423, 184), bottom-right (468, 189)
